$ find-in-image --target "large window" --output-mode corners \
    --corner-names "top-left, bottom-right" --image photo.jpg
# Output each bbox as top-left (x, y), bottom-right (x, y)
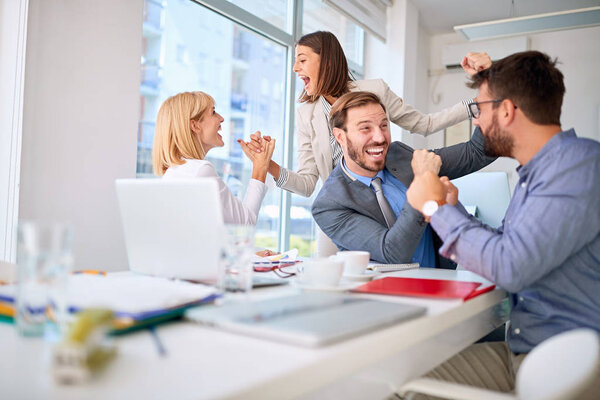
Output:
top-left (303, 0), bottom-right (364, 73)
top-left (225, 0), bottom-right (289, 32)
top-left (137, 0), bottom-right (364, 256)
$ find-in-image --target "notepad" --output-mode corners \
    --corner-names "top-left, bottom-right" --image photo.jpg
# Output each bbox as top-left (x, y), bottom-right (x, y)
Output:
top-left (352, 277), bottom-right (487, 300)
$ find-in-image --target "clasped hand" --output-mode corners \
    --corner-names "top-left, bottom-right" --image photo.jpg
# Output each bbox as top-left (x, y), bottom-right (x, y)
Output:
top-left (408, 151), bottom-right (459, 220)
top-left (237, 131), bottom-right (275, 182)
top-left (237, 132), bottom-right (275, 165)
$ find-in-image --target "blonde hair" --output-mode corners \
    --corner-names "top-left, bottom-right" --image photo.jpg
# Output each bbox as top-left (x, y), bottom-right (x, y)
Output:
top-left (152, 91), bottom-right (215, 176)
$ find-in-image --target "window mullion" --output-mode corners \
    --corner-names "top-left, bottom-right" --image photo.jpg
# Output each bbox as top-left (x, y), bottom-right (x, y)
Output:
top-left (278, 0), bottom-right (303, 252)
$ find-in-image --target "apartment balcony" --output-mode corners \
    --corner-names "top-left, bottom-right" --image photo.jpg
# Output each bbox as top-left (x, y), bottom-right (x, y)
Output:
top-left (230, 92), bottom-right (248, 112)
top-left (140, 63), bottom-right (161, 92)
top-left (142, 0), bottom-right (164, 37)
top-left (138, 121), bottom-right (156, 150)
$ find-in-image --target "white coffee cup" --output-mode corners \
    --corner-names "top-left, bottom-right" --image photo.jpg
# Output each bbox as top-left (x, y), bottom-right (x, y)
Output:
top-left (296, 257), bottom-right (344, 287)
top-left (336, 251), bottom-right (370, 275)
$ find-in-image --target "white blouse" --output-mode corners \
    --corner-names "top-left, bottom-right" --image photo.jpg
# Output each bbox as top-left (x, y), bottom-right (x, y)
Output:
top-left (163, 159), bottom-right (267, 225)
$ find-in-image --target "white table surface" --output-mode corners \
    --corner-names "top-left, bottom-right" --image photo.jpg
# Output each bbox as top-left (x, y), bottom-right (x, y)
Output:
top-left (0, 268), bottom-right (508, 400)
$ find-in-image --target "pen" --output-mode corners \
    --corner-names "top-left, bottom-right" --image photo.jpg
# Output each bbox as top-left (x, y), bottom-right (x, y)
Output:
top-left (269, 254), bottom-right (289, 262)
top-left (149, 326), bottom-right (167, 357)
top-left (253, 260), bottom-right (298, 266)
top-left (73, 270), bottom-right (107, 276)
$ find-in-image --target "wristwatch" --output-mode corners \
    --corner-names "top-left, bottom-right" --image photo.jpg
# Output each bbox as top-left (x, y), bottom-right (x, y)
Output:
top-left (422, 200), bottom-right (440, 218)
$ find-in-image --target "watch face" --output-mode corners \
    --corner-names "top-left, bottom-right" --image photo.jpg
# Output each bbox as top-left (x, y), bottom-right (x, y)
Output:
top-left (423, 200), bottom-right (439, 217)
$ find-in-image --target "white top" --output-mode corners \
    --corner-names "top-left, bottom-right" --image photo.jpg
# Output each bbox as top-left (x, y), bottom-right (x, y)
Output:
top-left (163, 159), bottom-right (267, 225)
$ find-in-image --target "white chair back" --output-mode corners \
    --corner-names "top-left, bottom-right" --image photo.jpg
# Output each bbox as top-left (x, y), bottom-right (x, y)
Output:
top-left (315, 226), bottom-right (339, 257)
top-left (516, 328), bottom-right (599, 400)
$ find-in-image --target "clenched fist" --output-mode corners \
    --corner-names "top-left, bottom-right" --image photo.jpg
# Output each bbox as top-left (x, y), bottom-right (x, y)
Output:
top-left (411, 149), bottom-right (442, 176)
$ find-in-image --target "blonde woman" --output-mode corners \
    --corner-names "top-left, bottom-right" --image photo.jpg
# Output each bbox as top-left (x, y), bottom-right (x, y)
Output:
top-left (152, 91), bottom-right (275, 226)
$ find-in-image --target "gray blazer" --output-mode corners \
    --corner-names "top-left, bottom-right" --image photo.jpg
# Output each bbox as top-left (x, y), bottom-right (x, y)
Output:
top-left (311, 128), bottom-right (495, 264)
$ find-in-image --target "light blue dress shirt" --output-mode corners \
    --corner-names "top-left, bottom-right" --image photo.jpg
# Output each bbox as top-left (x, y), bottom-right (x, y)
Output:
top-left (431, 129), bottom-right (600, 353)
top-left (344, 161), bottom-right (436, 268)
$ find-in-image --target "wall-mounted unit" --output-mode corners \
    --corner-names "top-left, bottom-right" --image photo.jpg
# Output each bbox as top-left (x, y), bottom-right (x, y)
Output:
top-left (441, 36), bottom-right (528, 69)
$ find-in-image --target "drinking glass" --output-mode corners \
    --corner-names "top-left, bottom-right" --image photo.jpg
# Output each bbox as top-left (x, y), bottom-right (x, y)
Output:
top-left (218, 225), bottom-right (255, 294)
top-left (16, 221), bottom-right (73, 337)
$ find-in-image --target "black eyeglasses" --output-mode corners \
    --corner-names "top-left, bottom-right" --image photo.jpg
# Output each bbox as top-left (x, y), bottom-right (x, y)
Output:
top-left (467, 99), bottom-right (503, 119)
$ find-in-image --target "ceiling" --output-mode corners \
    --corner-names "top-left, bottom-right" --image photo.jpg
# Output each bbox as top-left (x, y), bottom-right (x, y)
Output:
top-left (411, 0), bottom-right (600, 34)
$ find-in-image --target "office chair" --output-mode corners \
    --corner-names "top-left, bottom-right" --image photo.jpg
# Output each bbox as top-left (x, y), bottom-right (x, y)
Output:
top-left (398, 328), bottom-right (599, 400)
top-left (316, 226), bottom-right (339, 257)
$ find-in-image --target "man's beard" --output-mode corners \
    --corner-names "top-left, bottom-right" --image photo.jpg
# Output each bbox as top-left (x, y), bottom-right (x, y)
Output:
top-left (346, 135), bottom-right (387, 173)
top-left (483, 115), bottom-right (514, 157)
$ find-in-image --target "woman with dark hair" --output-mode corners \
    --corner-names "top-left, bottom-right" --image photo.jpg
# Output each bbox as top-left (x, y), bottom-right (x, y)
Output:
top-left (250, 31), bottom-right (490, 198)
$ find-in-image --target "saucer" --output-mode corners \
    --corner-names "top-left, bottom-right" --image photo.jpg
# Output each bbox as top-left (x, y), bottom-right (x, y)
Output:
top-left (343, 270), bottom-right (379, 281)
top-left (291, 281), bottom-right (357, 292)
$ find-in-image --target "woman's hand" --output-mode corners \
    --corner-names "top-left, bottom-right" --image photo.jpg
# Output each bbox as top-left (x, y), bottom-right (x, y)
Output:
top-left (237, 134), bottom-right (276, 183)
top-left (247, 131), bottom-right (272, 153)
top-left (242, 131), bottom-right (281, 179)
top-left (255, 249), bottom-right (280, 257)
top-left (461, 52), bottom-right (492, 76)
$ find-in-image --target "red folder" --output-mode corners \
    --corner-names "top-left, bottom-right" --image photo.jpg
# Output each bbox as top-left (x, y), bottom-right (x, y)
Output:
top-left (352, 277), bottom-right (492, 300)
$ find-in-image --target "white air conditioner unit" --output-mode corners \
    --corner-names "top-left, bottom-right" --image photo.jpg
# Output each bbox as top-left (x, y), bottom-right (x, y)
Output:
top-left (441, 36), bottom-right (529, 69)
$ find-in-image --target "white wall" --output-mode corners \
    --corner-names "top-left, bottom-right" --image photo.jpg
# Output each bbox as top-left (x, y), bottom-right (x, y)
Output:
top-left (425, 26), bottom-right (600, 191)
top-left (0, 0), bottom-right (28, 262)
top-left (529, 27), bottom-right (600, 141)
top-left (19, 0), bottom-right (143, 270)
top-left (364, 0), bottom-right (430, 148)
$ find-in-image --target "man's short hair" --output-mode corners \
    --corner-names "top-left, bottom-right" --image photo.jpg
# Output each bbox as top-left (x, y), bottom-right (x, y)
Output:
top-left (468, 50), bottom-right (565, 125)
top-left (329, 91), bottom-right (387, 131)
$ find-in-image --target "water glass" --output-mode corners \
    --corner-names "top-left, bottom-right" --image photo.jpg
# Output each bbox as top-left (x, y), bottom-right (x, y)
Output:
top-left (218, 225), bottom-right (255, 294)
top-left (16, 221), bottom-right (73, 337)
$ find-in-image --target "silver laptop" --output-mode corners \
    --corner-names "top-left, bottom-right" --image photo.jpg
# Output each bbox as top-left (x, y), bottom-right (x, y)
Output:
top-left (115, 178), bottom-right (223, 282)
top-left (186, 293), bottom-right (426, 347)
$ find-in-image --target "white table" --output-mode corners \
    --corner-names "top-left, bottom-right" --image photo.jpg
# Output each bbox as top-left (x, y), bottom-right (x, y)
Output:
top-left (0, 269), bottom-right (508, 400)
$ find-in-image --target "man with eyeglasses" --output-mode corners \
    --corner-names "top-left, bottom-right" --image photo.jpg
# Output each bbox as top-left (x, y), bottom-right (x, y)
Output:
top-left (405, 51), bottom-right (600, 398)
